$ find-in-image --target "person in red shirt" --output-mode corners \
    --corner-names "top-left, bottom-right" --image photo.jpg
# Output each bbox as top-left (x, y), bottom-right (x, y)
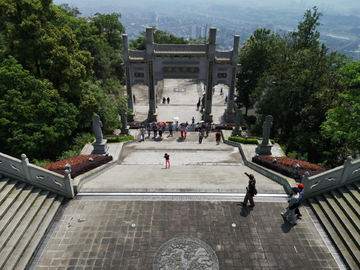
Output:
top-left (164, 153), bottom-right (170, 169)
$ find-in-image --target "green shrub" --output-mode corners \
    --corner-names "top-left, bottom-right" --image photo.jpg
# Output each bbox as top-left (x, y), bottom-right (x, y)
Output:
top-left (32, 159), bottom-right (53, 167)
top-left (228, 137), bottom-right (258, 144)
top-left (72, 133), bottom-right (93, 152)
top-left (57, 150), bottom-right (80, 161)
top-left (91, 135), bottom-right (134, 143)
top-left (228, 137), bottom-right (275, 145)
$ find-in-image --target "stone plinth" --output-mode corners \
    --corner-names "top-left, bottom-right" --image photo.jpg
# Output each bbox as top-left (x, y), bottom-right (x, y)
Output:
top-left (92, 139), bottom-right (108, 155)
top-left (202, 112), bottom-right (213, 122)
top-left (127, 110), bottom-right (136, 123)
top-left (148, 109), bottom-right (157, 122)
top-left (256, 140), bottom-right (273, 156)
top-left (121, 127), bottom-right (129, 135)
top-left (224, 109), bottom-right (234, 123)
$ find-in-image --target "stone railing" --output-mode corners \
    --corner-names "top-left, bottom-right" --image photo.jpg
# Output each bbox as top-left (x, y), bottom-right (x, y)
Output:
top-left (302, 156), bottom-right (360, 198)
top-left (0, 152), bottom-right (74, 198)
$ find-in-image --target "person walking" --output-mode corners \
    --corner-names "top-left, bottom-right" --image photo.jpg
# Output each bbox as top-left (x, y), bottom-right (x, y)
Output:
top-left (241, 172), bottom-right (257, 207)
top-left (169, 124), bottom-right (173, 137)
top-left (153, 125), bottom-right (157, 138)
top-left (295, 183), bottom-right (304, 218)
top-left (192, 117), bottom-right (195, 126)
top-left (147, 124), bottom-right (151, 138)
top-left (198, 130), bottom-right (203, 144)
top-left (159, 125), bottom-right (163, 138)
top-left (140, 127), bottom-right (145, 141)
top-left (220, 88), bottom-right (223, 96)
top-left (184, 125), bottom-right (188, 139)
top-left (281, 187), bottom-right (300, 225)
top-left (164, 153), bottom-right (170, 169)
top-left (180, 125), bottom-right (184, 138)
top-left (176, 122), bottom-right (179, 132)
top-left (167, 97), bottom-right (170, 104)
top-left (215, 130), bottom-right (221, 145)
top-left (196, 99), bottom-right (200, 111)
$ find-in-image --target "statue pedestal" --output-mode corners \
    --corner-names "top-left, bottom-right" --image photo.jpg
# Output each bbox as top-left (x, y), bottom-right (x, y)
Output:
top-left (256, 140), bottom-right (273, 156)
top-left (231, 129), bottom-right (242, 136)
top-left (92, 139), bottom-right (108, 155)
top-left (224, 109), bottom-right (234, 123)
top-left (121, 127), bottom-right (129, 135)
top-left (202, 112), bottom-right (213, 122)
top-left (148, 109), bottom-right (157, 122)
top-left (127, 110), bottom-right (136, 123)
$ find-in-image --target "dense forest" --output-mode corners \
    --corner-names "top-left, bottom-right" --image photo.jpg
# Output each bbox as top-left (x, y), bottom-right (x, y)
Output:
top-left (0, 1), bottom-right (129, 161)
top-left (0, 2), bottom-right (359, 168)
top-left (235, 7), bottom-right (360, 167)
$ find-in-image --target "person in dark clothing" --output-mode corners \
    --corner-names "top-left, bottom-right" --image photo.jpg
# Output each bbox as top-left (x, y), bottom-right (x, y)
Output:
top-left (241, 172), bottom-right (257, 207)
top-left (295, 183), bottom-right (304, 218)
top-left (215, 130), bottom-right (221, 144)
top-left (167, 97), bottom-right (170, 104)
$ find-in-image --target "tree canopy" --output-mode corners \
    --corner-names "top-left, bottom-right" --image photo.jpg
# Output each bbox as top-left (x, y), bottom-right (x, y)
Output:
top-left (0, 1), bottom-right (126, 160)
top-left (236, 6), bottom-right (354, 166)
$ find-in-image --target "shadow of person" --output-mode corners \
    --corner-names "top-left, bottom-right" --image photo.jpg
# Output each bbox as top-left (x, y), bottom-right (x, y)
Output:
top-left (281, 221), bottom-right (293, 233)
top-left (239, 205), bottom-right (253, 217)
top-left (176, 138), bottom-right (185, 142)
top-left (154, 137), bottom-right (163, 142)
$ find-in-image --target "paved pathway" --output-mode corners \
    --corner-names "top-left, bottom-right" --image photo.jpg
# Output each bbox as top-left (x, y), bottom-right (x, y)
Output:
top-left (32, 79), bottom-right (345, 270)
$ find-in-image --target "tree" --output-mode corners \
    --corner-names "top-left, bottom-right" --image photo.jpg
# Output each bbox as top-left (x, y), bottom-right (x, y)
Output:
top-left (253, 7), bottom-right (347, 165)
top-left (322, 61), bottom-right (360, 155)
top-left (1, 0), bottom-right (93, 107)
top-left (235, 28), bottom-right (281, 114)
top-left (92, 12), bottom-right (125, 51)
top-left (130, 28), bottom-right (188, 50)
top-left (0, 57), bottom-right (78, 160)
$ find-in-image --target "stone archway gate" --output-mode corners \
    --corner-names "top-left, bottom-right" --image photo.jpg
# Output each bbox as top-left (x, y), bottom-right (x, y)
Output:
top-left (122, 27), bottom-right (240, 122)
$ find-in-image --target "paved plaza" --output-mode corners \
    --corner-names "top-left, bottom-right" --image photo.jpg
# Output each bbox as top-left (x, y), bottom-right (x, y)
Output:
top-left (32, 79), bottom-right (345, 269)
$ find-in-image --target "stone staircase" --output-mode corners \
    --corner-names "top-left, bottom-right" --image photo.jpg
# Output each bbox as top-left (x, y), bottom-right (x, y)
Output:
top-left (307, 181), bottom-right (360, 270)
top-left (0, 174), bottom-right (64, 270)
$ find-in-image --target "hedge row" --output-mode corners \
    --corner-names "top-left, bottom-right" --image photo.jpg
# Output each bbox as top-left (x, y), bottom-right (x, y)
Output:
top-left (49, 155), bottom-right (113, 178)
top-left (91, 135), bottom-right (134, 143)
top-left (228, 137), bottom-right (275, 145)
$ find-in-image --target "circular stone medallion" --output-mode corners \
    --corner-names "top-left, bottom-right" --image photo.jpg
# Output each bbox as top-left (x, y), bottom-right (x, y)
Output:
top-left (153, 237), bottom-right (219, 270)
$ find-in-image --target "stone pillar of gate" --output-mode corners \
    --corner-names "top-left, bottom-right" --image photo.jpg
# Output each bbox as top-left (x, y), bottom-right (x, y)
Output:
top-left (122, 34), bottom-right (136, 122)
top-left (203, 28), bottom-right (216, 123)
top-left (224, 35), bottom-right (240, 123)
top-left (146, 27), bottom-right (157, 122)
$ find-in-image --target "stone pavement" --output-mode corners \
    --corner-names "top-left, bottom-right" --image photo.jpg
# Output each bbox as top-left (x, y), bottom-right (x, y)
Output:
top-left (31, 79), bottom-right (345, 269)
top-left (79, 133), bottom-right (287, 194)
top-left (35, 198), bottom-right (340, 270)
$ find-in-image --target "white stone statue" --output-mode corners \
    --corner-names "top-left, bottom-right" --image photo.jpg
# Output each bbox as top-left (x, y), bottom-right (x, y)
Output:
top-left (92, 114), bottom-right (103, 143)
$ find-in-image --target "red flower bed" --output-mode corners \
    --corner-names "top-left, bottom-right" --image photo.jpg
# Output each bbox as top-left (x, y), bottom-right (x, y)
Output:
top-left (252, 156), bottom-right (329, 182)
top-left (262, 156), bottom-right (323, 171)
top-left (43, 155), bottom-right (113, 178)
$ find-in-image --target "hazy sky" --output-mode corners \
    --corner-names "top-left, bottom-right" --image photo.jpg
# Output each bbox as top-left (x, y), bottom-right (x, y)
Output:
top-left (53, 0), bottom-right (360, 8)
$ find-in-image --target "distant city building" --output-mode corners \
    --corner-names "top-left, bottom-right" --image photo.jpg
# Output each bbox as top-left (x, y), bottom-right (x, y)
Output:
top-left (189, 25), bottom-right (197, 39)
top-left (151, 12), bottom-right (157, 24)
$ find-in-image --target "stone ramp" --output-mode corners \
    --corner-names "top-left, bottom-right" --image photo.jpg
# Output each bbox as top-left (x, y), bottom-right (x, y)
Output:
top-left (307, 181), bottom-right (360, 269)
top-left (0, 174), bottom-right (64, 270)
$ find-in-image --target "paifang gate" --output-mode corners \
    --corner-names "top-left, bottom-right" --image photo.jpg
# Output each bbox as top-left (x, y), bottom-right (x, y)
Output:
top-left (122, 27), bottom-right (240, 122)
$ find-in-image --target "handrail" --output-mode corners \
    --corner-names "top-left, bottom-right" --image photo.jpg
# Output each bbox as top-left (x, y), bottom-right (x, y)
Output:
top-left (302, 156), bottom-right (360, 198)
top-left (0, 152), bottom-right (74, 198)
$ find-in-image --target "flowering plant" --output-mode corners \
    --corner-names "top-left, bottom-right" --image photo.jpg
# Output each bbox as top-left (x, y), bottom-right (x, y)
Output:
top-left (43, 155), bottom-right (100, 170)
top-left (262, 156), bottom-right (323, 171)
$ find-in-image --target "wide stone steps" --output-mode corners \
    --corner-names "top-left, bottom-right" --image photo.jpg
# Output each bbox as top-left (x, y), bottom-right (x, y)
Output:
top-left (307, 181), bottom-right (360, 269)
top-left (0, 175), bottom-right (64, 270)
